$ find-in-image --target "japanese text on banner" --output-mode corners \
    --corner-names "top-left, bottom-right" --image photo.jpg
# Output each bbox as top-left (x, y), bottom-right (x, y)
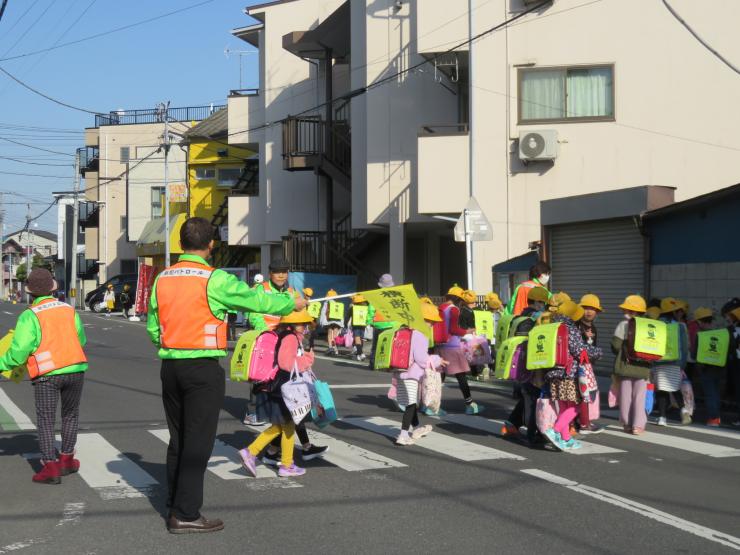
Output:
top-left (362, 284), bottom-right (430, 339)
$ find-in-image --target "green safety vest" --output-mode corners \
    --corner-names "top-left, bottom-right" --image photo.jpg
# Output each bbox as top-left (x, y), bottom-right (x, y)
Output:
top-left (352, 305), bottom-right (369, 327)
top-left (495, 313), bottom-right (515, 347)
top-left (696, 328), bottom-right (730, 367)
top-left (662, 322), bottom-right (680, 362)
top-left (494, 336), bottom-right (528, 380)
top-left (526, 323), bottom-right (561, 370)
top-left (633, 317), bottom-right (667, 358)
top-left (474, 310), bottom-right (494, 341)
top-left (328, 301), bottom-right (345, 321)
top-left (307, 302), bottom-right (321, 319)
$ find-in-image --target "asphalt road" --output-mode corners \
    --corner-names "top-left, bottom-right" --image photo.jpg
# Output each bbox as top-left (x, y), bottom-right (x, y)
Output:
top-left (0, 302), bottom-right (739, 554)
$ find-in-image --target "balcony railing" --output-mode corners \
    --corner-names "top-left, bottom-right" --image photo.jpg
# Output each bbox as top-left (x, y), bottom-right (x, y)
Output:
top-left (79, 201), bottom-right (99, 228)
top-left (282, 116), bottom-right (351, 178)
top-left (77, 146), bottom-right (99, 174)
top-left (95, 105), bottom-right (226, 127)
top-left (228, 88), bottom-right (259, 98)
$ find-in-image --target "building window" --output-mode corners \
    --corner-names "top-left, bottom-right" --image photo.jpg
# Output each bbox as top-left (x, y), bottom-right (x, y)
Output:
top-left (120, 146), bottom-right (130, 163)
top-left (518, 65), bottom-right (614, 123)
top-left (120, 215), bottom-right (127, 232)
top-left (195, 167), bottom-right (216, 180)
top-left (151, 186), bottom-right (165, 218)
top-left (217, 168), bottom-right (242, 188)
top-left (120, 259), bottom-right (137, 274)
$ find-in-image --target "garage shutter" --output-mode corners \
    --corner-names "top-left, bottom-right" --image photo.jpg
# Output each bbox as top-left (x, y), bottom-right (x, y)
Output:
top-left (549, 218), bottom-right (646, 376)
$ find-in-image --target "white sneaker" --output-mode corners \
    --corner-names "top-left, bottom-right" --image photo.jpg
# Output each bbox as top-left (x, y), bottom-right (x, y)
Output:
top-left (411, 425), bottom-right (433, 440)
top-left (657, 417), bottom-right (667, 427)
top-left (395, 434), bottom-right (415, 446)
top-left (243, 413), bottom-right (266, 426)
top-left (680, 409), bottom-right (692, 425)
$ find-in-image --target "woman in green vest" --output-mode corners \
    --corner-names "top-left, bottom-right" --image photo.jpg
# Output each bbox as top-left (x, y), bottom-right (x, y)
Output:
top-left (347, 294), bottom-right (373, 361)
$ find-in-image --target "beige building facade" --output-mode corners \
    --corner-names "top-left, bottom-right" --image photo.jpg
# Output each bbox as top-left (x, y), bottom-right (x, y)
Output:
top-left (228, 0), bottom-right (740, 294)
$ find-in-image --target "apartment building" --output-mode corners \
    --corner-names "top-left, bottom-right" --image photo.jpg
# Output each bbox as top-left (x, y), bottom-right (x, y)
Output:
top-left (79, 105), bottom-right (219, 284)
top-left (228, 0), bottom-right (740, 294)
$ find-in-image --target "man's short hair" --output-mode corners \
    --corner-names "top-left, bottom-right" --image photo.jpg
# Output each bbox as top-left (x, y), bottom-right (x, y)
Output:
top-left (180, 217), bottom-right (214, 251)
top-left (529, 261), bottom-right (551, 279)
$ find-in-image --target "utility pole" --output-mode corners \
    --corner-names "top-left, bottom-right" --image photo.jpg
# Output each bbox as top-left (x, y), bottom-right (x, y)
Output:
top-left (70, 151), bottom-right (81, 307)
top-left (25, 204), bottom-right (32, 304)
top-left (159, 101), bottom-right (172, 268)
top-left (467, 0), bottom-right (476, 291)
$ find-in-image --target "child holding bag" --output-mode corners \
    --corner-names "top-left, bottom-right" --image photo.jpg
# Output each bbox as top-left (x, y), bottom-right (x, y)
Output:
top-left (395, 302), bottom-right (448, 445)
top-left (239, 310), bottom-right (315, 478)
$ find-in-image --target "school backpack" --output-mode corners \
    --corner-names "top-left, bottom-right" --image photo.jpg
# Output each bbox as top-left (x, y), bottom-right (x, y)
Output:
top-left (473, 310), bottom-right (494, 341)
top-left (625, 317), bottom-right (667, 363)
top-left (229, 330), bottom-right (280, 383)
top-left (525, 322), bottom-right (570, 370)
top-left (495, 313), bottom-right (515, 347)
top-left (661, 322), bottom-right (680, 362)
top-left (373, 324), bottom-right (400, 370)
top-left (696, 328), bottom-right (730, 367)
top-left (494, 336), bottom-right (528, 380)
top-left (433, 305), bottom-right (451, 344)
top-left (374, 326), bottom-right (412, 371)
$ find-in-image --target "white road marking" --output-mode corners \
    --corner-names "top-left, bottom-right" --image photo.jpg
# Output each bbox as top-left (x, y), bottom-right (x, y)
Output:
top-left (3, 311), bottom-right (13, 315)
top-left (150, 428), bottom-right (290, 482)
top-left (329, 384), bottom-right (390, 389)
top-left (298, 427), bottom-right (407, 471)
top-left (67, 433), bottom-right (159, 500)
top-left (343, 416), bottom-right (525, 461)
top-left (0, 386), bottom-right (36, 430)
top-left (0, 538), bottom-right (46, 553)
top-left (56, 502), bottom-right (85, 527)
top-left (604, 426), bottom-right (740, 458)
top-left (601, 409), bottom-right (740, 442)
top-left (438, 414), bottom-right (626, 456)
top-left (521, 468), bottom-right (740, 551)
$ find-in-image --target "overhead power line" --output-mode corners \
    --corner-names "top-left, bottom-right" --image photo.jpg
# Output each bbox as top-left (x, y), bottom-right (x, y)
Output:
top-left (0, 0), bottom-right (217, 62)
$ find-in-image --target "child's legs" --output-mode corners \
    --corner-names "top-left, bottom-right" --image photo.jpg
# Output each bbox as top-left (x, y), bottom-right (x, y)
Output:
top-left (401, 404), bottom-right (419, 431)
top-left (58, 373), bottom-right (84, 455)
top-left (280, 421), bottom-right (296, 467)
top-left (619, 378), bottom-right (634, 426)
top-left (579, 400), bottom-right (591, 429)
top-left (553, 401), bottom-right (578, 441)
top-left (630, 379), bottom-right (647, 429)
top-left (656, 391), bottom-right (670, 418)
top-left (248, 424), bottom-right (282, 456)
top-left (700, 373), bottom-right (721, 420)
top-left (456, 373), bottom-right (472, 403)
top-left (295, 421), bottom-right (310, 447)
top-left (33, 377), bottom-right (60, 462)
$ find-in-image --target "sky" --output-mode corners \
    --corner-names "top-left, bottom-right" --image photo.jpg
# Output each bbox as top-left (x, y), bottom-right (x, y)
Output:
top-left (0, 0), bottom-right (264, 235)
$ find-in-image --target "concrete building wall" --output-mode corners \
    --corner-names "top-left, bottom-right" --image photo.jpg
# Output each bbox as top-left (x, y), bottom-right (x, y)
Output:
top-left (651, 263), bottom-right (740, 317)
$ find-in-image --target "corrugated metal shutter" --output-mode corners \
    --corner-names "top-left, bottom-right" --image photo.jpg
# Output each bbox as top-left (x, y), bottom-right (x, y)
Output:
top-left (549, 218), bottom-right (646, 375)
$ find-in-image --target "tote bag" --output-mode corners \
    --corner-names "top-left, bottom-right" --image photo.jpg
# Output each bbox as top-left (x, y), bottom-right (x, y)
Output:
top-left (281, 367), bottom-right (313, 425)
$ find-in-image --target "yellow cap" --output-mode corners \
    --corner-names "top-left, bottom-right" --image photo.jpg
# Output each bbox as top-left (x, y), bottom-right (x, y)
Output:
top-left (660, 297), bottom-right (681, 314)
top-left (326, 289), bottom-right (338, 298)
top-left (484, 292), bottom-right (503, 310)
top-left (645, 307), bottom-right (661, 320)
top-left (419, 296), bottom-right (434, 305)
top-left (731, 307), bottom-right (740, 322)
top-left (528, 287), bottom-right (550, 303)
top-left (303, 287), bottom-right (314, 297)
top-left (558, 300), bottom-right (584, 321)
top-left (548, 292), bottom-right (571, 310)
top-left (280, 309), bottom-right (314, 324)
top-left (461, 290), bottom-right (476, 304)
top-left (352, 294), bottom-right (366, 304)
top-left (579, 293), bottom-right (603, 312)
top-left (676, 299), bottom-right (689, 312)
top-left (619, 294), bottom-right (647, 313)
top-left (693, 307), bottom-right (713, 321)
top-left (421, 302), bottom-right (442, 322)
top-left (447, 285), bottom-right (464, 299)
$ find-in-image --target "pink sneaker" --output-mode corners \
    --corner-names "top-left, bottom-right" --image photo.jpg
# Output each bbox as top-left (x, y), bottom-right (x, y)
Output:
top-left (278, 463), bottom-right (306, 477)
top-left (239, 448), bottom-right (258, 477)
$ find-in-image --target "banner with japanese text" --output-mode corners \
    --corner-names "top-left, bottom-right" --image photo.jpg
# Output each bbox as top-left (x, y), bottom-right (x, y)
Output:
top-left (362, 284), bottom-right (431, 340)
top-left (134, 263), bottom-right (155, 315)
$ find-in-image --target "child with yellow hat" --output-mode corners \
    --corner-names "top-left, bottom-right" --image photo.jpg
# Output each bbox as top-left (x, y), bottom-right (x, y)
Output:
top-left (394, 302), bottom-right (449, 446)
top-left (320, 289), bottom-right (344, 356)
top-left (239, 309), bottom-right (316, 478)
top-left (347, 294), bottom-right (373, 361)
top-left (653, 298), bottom-right (691, 426)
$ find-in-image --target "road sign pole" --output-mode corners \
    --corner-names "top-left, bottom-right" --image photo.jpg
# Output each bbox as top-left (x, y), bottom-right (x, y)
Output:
top-left (464, 208), bottom-right (474, 291)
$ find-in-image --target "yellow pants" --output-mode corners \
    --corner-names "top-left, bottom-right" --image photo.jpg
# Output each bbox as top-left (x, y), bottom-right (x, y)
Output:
top-left (248, 422), bottom-right (295, 467)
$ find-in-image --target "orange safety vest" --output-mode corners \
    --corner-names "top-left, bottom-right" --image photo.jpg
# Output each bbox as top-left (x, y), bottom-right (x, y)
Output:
top-left (261, 282), bottom-right (295, 331)
top-left (512, 280), bottom-right (538, 316)
top-left (27, 299), bottom-right (87, 379)
top-left (156, 261), bottom-right (227, 350)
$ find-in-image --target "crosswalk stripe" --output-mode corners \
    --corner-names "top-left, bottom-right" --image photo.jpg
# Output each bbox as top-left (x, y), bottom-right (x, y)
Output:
top-left (343, 416), bottom-right (525, 461)
top-left (148, 429), bottom-right (284, 481)
top-left (600, 409), bottom-right (740, 442)
top-left (437, 414), bottom-right (626, 456)
top-left (0, 386), bottom-right (35, 431)
top-left (603, 426), bottom-right (740, 458)
top-left (298, 428), bottom-right (407, 471)
top-left (66, 433), bottom-right (159, 500)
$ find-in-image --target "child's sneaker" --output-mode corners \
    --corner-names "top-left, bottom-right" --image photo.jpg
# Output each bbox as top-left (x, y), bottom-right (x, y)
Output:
top-left (411, 425), bottom-right (433, 440)
top-left (543, 428), bottom-right (564, 451)
top-left (464, 402), bottom-right (484, 415)
top-left (656, 416), bottom-right (668, 426)
top-left (300, 444), bottom-right (329, 461)
top-left (243, 413), bottom-right (266, 426)
top-left (501, 420), bottom-right (520, 437)
top-left (238, 448), bottom-right (258, 477)
top-left (420, 406), bottom-right (446, 416)
top-left (278, 463), bottom-right (306, 477)
top-left (706, 418), bottom-right (721, 427)
top-left (395, 434), bottom-right (415, 446)
top-left (261, 450), bottom-right (280, 466)
top-left (561, 438), bottom-right (582, 450)
top-left (680, 408), bottom-right (692, 425)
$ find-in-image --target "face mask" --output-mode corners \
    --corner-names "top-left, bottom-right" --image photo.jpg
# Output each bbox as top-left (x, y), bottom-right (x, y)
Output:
top-left (623, 313), bottom-right (633, 320)
top-left (538, 274), bottom-right (550, 286)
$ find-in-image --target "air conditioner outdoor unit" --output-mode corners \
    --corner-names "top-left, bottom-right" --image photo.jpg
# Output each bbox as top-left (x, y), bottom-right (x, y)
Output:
top-left (518, 130), bottom-right (558, 162)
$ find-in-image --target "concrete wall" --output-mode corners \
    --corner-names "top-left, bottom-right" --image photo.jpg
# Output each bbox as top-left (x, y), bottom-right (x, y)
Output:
top-left (651, 262), bottom-right (740, 316)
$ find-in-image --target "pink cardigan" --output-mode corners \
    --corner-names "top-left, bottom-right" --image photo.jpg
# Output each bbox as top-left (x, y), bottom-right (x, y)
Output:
top-left (277, 333), bottom-right (314, 372)
top-left (398, 329), bottom-right (442, 381)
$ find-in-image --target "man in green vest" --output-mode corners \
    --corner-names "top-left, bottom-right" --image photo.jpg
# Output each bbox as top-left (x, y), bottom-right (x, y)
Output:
top-left (368, 273), bottom-right (397, 369)
top-left (248, 259), bottom-right (296, 331)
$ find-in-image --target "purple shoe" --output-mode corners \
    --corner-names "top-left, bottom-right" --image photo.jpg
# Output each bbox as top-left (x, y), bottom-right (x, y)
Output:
top-left (278, 463), bottom-right (306, 477)
top-left (239, 448), bottom-right (258, 477)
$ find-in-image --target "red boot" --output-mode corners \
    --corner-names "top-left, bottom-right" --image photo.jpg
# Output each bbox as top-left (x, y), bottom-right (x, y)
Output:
top-left (59, 453), bottom-right (80, 476)
top-left (33, 460), bottom-right (61, 485)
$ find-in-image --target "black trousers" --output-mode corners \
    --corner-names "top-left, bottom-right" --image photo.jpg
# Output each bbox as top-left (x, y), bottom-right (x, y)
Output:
top-left (161, 358), bottom-right (225, 521)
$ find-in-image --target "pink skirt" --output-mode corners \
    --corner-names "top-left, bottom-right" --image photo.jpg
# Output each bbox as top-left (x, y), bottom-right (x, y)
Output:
top-left (437, 347), bottom-right (470, 376)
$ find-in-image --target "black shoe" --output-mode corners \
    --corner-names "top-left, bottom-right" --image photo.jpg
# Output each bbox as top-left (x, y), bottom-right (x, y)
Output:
top-left (300, 444), bottom-right (329, 461)
top-left (167, 515), bottom-right (224, 534)
top-left (261, 451), bottom-right (280, 466)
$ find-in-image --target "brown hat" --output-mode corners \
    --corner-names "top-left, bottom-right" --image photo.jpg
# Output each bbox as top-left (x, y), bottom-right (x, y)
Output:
top-left (25, 268), bottom-right (57, 297)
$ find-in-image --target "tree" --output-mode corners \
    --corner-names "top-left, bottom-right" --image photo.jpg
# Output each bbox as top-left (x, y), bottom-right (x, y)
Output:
top-left (15, 255), bottom-right (51, 282)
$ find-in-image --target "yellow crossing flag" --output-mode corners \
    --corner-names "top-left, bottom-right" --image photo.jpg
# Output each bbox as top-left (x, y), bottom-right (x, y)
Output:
top-left (0, 330), bottom-right (25, 384)
top-left (362, 284), bottom-right (431, 339)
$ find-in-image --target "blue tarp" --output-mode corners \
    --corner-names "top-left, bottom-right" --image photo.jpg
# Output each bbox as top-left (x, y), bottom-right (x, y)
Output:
top-left (289, 272), bottom-right (358, 300)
